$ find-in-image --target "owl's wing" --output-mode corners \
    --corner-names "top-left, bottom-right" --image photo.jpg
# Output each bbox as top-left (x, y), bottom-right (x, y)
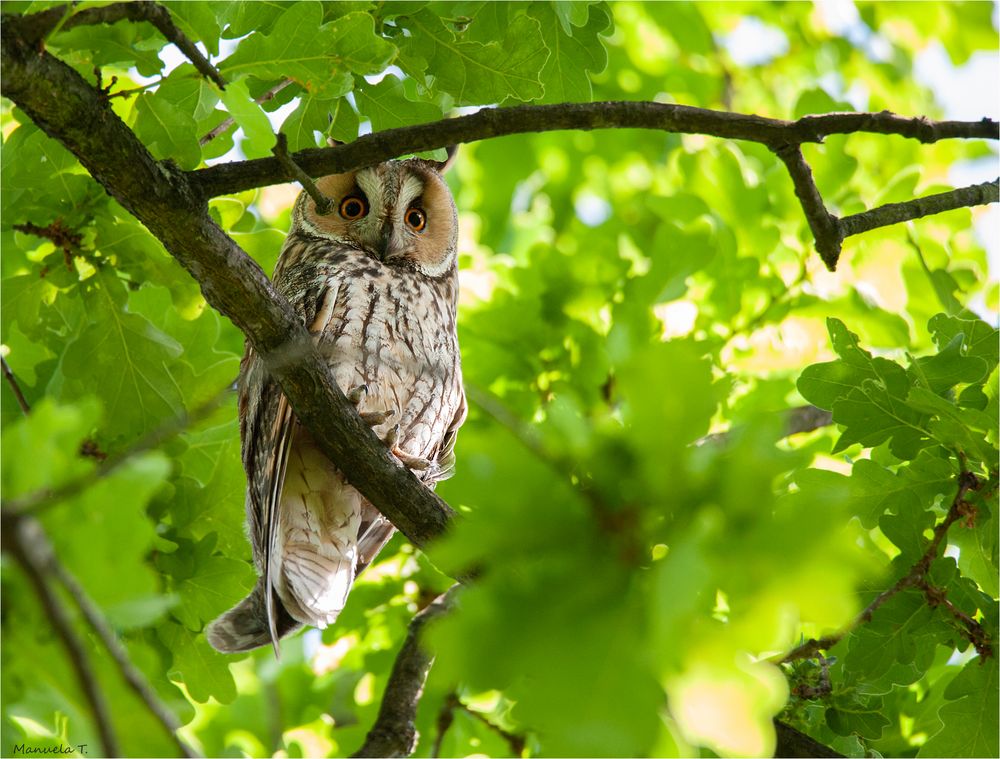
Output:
top-left (431, 389), bottom-right (467, 482)
top-left (204, 346), bottom-right (299, 654)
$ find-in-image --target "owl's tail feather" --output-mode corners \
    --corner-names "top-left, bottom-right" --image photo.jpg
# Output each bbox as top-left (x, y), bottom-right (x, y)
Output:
top-left (207, 577), bottom-right (301, 654)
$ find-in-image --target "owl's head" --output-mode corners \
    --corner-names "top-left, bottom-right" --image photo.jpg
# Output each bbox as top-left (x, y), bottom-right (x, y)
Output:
top-left (292, 158), bottom-right (458, 278)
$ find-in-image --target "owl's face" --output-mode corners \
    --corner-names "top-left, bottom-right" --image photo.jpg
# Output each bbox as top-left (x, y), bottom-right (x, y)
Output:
top-left (293, 158), bottom-right (458, 278)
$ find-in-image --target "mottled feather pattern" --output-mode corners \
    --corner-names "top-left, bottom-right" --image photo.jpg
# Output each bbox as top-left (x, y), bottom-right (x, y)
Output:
top-left (208, 159), bottom-right (464, 654)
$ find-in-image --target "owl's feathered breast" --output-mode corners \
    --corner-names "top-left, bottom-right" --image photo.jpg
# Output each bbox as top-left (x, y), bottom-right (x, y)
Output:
top-left (275, 232), bottom-right (462, 461)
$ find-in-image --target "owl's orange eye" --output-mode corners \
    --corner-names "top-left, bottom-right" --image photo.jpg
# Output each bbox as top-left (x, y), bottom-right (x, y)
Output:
top-left (405, 208), bottom-right (426, 232)
top-left (339, 196), bottom-right (368, 220)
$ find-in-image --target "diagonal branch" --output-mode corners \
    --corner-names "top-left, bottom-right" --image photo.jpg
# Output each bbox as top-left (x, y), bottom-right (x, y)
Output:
top-left (352, 586), bottom-right (460, 758)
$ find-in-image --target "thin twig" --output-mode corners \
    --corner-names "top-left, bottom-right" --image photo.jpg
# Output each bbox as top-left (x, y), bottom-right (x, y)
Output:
top-left (352, 586), bottom-right (461, 758)
top-left (200, 78), bottom-right (293, 146)
top-left (47, 549), bottom-right (201, 757)
top-left (272, 132), bottom-right (332, 214)
top-left (3, 385), bottom-right (232, 517)
top-left (11, 2), bottom-right (225, 88)
top-left (840, 179), bottom-right (999, 238)
top-left (3, 516), bottom-right (120, 757)
top-left (780, 470), bottom-right (987, 663)
top-left (2, 356), bottom-right (31, 415)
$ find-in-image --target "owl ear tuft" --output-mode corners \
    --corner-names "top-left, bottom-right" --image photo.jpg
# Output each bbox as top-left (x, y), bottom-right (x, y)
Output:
top-left (430, 145), bottom-right (458, 174)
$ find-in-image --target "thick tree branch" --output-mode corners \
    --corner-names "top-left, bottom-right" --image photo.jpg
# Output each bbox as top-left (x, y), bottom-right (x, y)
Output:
top-left (1, 23), bottom-right (454, 551)
top-left (3, 516), bottom-right (120, 757)
top-left (8, 2), bottom-right (225, 88)
top-left (352, 586), bottom-right (460, 758)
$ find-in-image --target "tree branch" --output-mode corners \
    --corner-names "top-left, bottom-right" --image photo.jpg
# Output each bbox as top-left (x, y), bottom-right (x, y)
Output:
top-left (8, 2), bottom-right (225, 88)
top-left (3, 516), bottom-right (120, 757)
top-left (1, 22), bottom-right (454, 551)
top-left (191, 103), bottom-right (998, 198)
top-left (780, 470), bottom-right (991, 663)
top-left (352, 586), bottom-right (460, 758)
top-left (840, 179), bottom-right (1000, 238)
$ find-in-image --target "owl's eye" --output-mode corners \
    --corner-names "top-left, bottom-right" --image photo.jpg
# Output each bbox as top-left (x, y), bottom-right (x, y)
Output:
top-left (339, 196), bottom-right (368, 220)
top-left (405, 208), bottom-right (426, 232)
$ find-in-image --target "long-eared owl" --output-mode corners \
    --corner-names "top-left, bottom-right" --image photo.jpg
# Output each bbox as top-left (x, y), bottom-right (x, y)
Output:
top-left (208, 158), bottom-right (466, 654)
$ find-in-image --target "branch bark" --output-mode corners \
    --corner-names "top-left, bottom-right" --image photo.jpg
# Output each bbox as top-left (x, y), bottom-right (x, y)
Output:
top-left (352, 586), bottom-right (460, 758)
top-left (190, 103), bottom-right (998, 198)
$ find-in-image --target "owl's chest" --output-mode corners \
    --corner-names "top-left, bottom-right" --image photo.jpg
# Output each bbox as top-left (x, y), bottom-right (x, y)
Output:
top-left (313, 267), bottom-right (459, 453)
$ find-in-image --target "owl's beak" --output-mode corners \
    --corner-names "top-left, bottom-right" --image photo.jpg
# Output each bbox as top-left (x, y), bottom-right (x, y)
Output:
top-left (377, 221), bottom-right (407, 262)
top-left (376, 223), bottom-right (392, 260)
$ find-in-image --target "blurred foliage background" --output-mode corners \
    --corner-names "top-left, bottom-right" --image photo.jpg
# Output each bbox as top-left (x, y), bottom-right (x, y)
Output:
top-left (1, 1), bottom-right (998, 757)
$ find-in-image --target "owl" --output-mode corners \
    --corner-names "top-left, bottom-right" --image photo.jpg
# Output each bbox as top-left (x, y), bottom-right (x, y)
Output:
top-left (207, 157), bottom-right (466, 654)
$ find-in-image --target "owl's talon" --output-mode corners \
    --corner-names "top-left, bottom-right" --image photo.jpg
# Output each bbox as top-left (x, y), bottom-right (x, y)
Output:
top-left (347, 385), bottom-right (368, 405)
top-left (360, 409), bottom-right (394, 426)
top-left (382, 424), bottom-right (400, 448)
top-left (392, 448), bottom-right (432, 471)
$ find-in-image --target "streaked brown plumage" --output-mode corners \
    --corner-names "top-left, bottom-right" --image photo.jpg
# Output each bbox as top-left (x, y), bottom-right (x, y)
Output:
top-left (208, 158), bottom-right (465, 654)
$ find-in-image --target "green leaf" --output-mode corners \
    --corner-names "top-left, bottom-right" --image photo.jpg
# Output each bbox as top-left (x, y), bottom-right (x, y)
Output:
top-left (551, 0), bottom-right (599, 35)
top-left (919, 659), bottom-right (999, 758)
top-left (217, 78), bottom-right (275, 159)
top-left (220, 4), bottom-right (395, 97)
top-left (59, 271), bottom-right (185, 442)
top-left (909, 334), bottom-right (991, 394)
top-left (798, 318), bottom-right (910, 411)
top-left (0, 397), bottom-right (100, 498)
top-left (132, 91), bottom-right (201, 170)
top-left (355, 74), bottom-right (444, 133)
top-left (529, 2), bottom-right (611, 103)
top-left (281, 94), bottom-right (359, 151)
top-left (400, 10), bottom-right (549, 104)
top-left (160, 621), bottom-right (238, 704)
top-left (929, 314), bottom-right (999, 374)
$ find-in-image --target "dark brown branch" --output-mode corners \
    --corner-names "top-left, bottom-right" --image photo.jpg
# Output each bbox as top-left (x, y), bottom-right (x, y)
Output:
top-left (9, 2), bottom-right (225, 89)
top-left (190, 103), bottom-right (998, 199)
top-left (781, 470), bottom-right (988, 663)
top-left (1, 25), bottom-right (454, 551)
top-left (272, 132), bottom-right (332, 214)
top-left (840, 179), bottom-right (999, 238)
top-left (2, 356), bottom-right (31, 415)
top-left (3, 516), bottom-right (120, 757)
top-left (774, 145), bottom-right (842, 270)
top-left (352, 586), bottom-right (460, 758)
